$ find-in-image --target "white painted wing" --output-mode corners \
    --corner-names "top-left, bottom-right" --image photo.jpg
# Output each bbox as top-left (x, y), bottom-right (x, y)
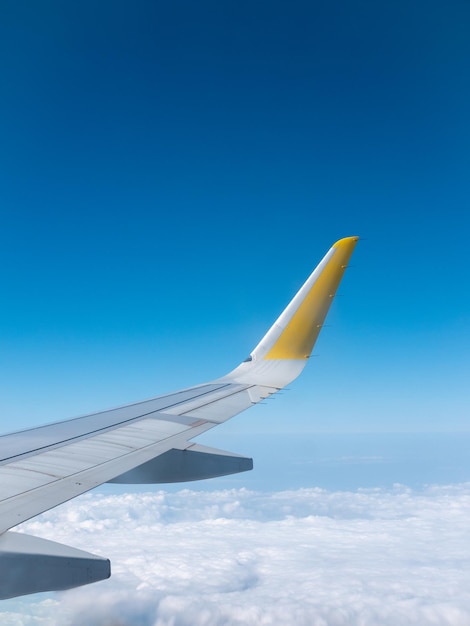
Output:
top-left (0, 236), bottom-right (358, 599)
top-left (0, 381), bottom-right (270, 533)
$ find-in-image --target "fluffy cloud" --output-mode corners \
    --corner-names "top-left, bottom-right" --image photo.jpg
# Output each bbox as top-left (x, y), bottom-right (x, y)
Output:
top-left (2, 484), bottom-right (470, 625)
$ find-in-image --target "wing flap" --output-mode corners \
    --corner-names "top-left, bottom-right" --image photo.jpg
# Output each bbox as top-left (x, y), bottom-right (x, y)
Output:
top-left (108, 444), bottom-right (253, 484)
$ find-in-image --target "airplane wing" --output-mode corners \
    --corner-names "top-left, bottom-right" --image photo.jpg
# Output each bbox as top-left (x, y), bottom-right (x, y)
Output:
top-left (0, 236), bottom-right (358, 599)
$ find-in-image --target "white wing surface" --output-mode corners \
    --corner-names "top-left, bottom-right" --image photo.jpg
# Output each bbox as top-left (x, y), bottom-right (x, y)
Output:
top-left (0, 236), bottom-right (358, 599)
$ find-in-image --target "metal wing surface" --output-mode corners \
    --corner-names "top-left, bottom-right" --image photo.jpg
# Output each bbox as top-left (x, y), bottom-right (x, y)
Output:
top-left (0, 236), bottom-right (358, 599)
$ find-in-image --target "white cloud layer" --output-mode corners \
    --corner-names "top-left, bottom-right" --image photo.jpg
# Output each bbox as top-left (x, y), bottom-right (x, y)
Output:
top-left (2, 484), bottom-right (470, 625)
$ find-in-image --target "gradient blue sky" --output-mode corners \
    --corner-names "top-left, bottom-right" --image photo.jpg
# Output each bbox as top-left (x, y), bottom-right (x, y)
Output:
top-left (0, 0), bottom-right (469, 438)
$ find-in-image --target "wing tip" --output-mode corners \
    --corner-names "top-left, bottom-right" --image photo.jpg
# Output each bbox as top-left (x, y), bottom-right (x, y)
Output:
top-left (333, 235), bottom-right (360, 249)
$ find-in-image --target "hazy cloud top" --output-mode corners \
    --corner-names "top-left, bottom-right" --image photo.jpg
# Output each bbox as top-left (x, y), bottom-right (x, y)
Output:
top-left (3, 484), bottom-right (470, 626)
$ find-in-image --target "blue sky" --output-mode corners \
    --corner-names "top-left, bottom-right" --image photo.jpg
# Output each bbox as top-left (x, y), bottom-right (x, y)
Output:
top-left (0, 0), bottom-right (469, 437)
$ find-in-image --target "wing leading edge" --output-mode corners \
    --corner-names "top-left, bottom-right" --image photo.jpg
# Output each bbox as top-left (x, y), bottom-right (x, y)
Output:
top-left (0, 236), bottom-right (358, 599)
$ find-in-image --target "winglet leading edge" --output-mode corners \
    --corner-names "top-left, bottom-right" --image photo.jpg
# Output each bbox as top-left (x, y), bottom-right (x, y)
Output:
top-left (225, 236), bottom-right (359, 388)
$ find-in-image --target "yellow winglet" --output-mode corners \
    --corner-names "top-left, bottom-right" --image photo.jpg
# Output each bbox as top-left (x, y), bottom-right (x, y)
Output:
top-left (262, 236), bottom-right (359, 360)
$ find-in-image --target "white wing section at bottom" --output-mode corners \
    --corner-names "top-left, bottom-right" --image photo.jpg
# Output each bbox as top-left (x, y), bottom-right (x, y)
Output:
top-left (0, 532), bottom-right (110, 600)
top-left (0, 236), bottom-right (358, 599)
